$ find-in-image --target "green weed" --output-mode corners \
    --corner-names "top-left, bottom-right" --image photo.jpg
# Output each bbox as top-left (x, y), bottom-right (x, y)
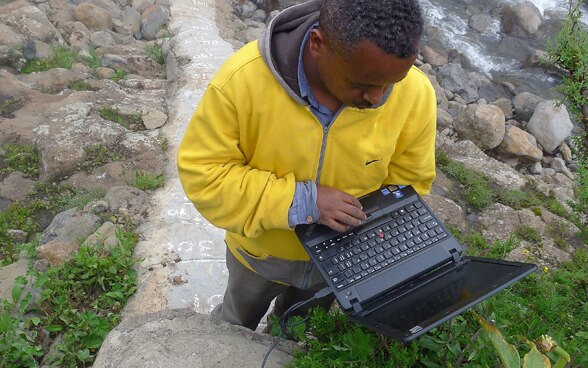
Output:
top-left (109, 69), bottom-right (128, 82)
top-left (81, 46), bottom-right (101, 69)
top-left (514, 225), bottom-right (543, 244)
top-left (98, 107), bottom-right (142, 129)
top-left (0, 96), bottom-right (24, 118)
top-left (0, 144), bottom-right (39, 178)
top-left (129, 170), bottom-right (165, 190)
top-left (79, 143), bottom-right (123, 173)
top-left (145, 44), bottom-right (164, 65)
top-left (67, 79), bottom-right (94, 91)
top-left (0, 228), bottom-right (138, 367)
top-left (20, 46), bottom-right (77, 74)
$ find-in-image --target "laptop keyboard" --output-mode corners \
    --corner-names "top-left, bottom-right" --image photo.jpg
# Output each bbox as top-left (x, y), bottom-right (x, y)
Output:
top-left (309, 199), bottom-right (449, 290)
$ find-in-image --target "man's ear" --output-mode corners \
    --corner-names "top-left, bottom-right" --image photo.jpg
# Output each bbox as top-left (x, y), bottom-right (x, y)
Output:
top-left (308, 28), bottom-right (328, 56)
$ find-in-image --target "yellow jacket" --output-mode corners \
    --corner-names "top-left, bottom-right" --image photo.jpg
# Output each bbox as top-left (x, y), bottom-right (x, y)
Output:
top-left (177, 38), bottom-right (437, 274)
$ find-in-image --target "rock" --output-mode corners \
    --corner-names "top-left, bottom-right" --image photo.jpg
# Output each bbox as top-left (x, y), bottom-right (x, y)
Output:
top-left (105, 185), bottom-right (151, 223)
top-left (479, 203), bottom-right (521, 243)
top-left (440, 140), bottom-right (527, 190)
top-left (490, 97), bottom-right (513, 120)
top-left (90, 30), bottom-right (116, 47)
top-left (423, 194), bottom-right (467, 232)
top-left (74, 3), bottom-right (113, 31)
top-left (501, 1), bottom-right (542, 38)
top-left (102, 54), bottom-right (128, 69)
top-left (551, 157), bottom-right (574, 179)
top-left (141, 4), bottom-right (168, 41)
top-left (6, 229), bottom-right (28, 243)
top-left (142, 109), bottom-right (167, 129)
top-left (23, 39), bottom-right (53, 60)
top-left (558, 143), bottom-right (573, 163)
top-left (37, 239), bottom-right (80, 266)
top-left (0, 172), bottom-right (36, 201)
top-left (0, 22), bottom-right (25, 50)
top-left (436, 63), bottom-right (479, 103)
top-left (121, 6), bottom-right (142, 39)
top-left (436, 107), bottom-right (453, 129)
top-left (496, 125), bottom-right (543, 162)
top-left (469, 13), bottom-right (499, 36)
top-left (132, 0), bottom-right (155, 14)
top-left (40, 207), bottom-right (101, 245)
top-left (64, 161), bottom-right (129, 194)
top-left (513, 91), bottom-right (543, 122)
top-left (527, 100), bottom-right (574, 154)
top-left (82, 221), bottom-right (119, 249)
top-left (3, 3), bottom-right (63, 43)
top-left (422, 43), bottom-right (449, 66)
top-left (455, 103), bottom-right (505, 150)
top-left (530, 161), bottom-right (543, 175)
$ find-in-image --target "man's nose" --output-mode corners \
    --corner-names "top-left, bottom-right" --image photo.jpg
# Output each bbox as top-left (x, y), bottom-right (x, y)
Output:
top-left (362, 87), bottom-right (385, 106)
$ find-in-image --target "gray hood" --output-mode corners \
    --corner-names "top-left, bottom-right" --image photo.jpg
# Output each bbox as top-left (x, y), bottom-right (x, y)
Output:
top-left (258, 0), bottom-right (323, 103)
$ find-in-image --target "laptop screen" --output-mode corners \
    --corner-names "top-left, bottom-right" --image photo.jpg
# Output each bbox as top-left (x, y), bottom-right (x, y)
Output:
top-left (350, 257), bottom-right (536, 341)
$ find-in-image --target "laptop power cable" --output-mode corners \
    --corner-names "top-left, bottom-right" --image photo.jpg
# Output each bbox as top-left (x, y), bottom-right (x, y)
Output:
top-left (261, 287), bottom-right (332, 368)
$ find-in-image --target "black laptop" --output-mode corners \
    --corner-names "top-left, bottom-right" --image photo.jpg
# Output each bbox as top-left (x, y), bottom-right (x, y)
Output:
top-left (295, 185), bottom-right (537, 342)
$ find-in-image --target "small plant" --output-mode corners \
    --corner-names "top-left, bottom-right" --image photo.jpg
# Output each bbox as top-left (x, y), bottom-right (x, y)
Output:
top-left (514, 225), bottom-right (543, 244)
top-left (145, 44), bottom-right (165, 65)
top-left (546, 219), bottom-right (570, 249)
top-left (20, 45), bottom-right (77, 74)
top-left (158, 132), bottom-right (169, 153)
top-left (67, 79), bottom-right (94, 91)
top-left (81, 46), bottom-right (102, 69)
top-left (98, 107), bottom-right (142, 129)
top-left (79, 143), bottom-right (122, 173)
top-left (0, 228), bottom-right (139, 367)
top-left (0, 96), bottom-right (24, 118)
top-left (109, 68), bottom-right (128, 82)
top-left (0, 144), bottom-right (40, 178)
top-left (129, 170), bottom-right (165, 190)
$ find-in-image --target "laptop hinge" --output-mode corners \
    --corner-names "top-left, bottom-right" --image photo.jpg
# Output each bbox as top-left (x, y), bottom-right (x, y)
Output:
top-left (350, 298), bottom-right (362, 314)
top-left (450, 249), bottom-right (465, 268)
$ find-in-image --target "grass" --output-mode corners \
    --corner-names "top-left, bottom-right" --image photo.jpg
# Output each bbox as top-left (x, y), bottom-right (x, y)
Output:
top-left (67, 80), bottom-right (94, 91)
top-left (20, 46), bottom-right (77, 74)
top-left (109, 69), bottom-right (128, 82)
top-left (0, 184), bottom-right (102, 266)
top-left (0, 96), bottom-right (24, 118)
top-left (0, 228), bottom-right (138, 367)
top-left (284, 250), bottom-right (588, 367)
top-left (98, 107), bottom-right (142, 129)
top-left (80, 46), bottom-right (101, 70)
top-left (0, 144), bottom-right (40, 178)
top-left (79, 143), bottom-right (123, 173)
top-left (129, 170), bottom-right (165, 190)
top-left (145, 44), bottom-right (164, 65)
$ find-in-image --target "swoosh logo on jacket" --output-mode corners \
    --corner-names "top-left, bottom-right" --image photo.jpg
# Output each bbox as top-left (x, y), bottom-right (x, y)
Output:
top-left (365, 159), bottom-right (383, 166)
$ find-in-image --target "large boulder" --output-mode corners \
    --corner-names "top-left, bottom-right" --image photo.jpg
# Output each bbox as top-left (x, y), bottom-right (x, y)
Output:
top-left (502, 1), bottom-right (542, 38)
top-left (527, 100), bottom-right (574, 154)
top-left (455, 103), bottom-right (506, 150)
top-left (73, 3), bottom-right (113, 31)
top-left (513, 91), bottom-right (544, 122)
top-left (497, 125), bottom-right (543, 162)
top-left (436, 63), bottom-right (479, 103)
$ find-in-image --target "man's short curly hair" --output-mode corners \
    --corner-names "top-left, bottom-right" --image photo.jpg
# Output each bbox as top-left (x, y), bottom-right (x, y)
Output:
top-left (319, 0), bottom-right (423, 58)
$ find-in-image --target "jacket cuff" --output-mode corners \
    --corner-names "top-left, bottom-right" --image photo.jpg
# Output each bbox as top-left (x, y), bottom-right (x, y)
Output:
top-left (288, 181), bottom-right (320, 227)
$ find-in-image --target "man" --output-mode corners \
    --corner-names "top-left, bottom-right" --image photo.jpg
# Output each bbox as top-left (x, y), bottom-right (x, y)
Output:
top-left (177, 0), bottom-right (436, 331)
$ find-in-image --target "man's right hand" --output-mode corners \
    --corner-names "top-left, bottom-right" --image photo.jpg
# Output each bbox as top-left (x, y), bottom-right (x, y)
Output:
top-left (316, 185), bottom-right (366, 232)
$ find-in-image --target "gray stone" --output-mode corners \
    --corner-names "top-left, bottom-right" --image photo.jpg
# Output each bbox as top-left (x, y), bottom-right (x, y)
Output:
top-left (437, 63), bottom-right (479, 103)
top-left (436, 107), bottom-right (453, 129)
top-left (530, 161), bottom-right (543, 175)
top-left (102, 54), bottom-right (128, 69)
top-left (479, 203), bottom-right (521, 243)
top-left (513, 91), bottom-right (543, 122)
top-left (527, 100), bottom-right (573, 154)
top-left (90, 30), bottom-right (116, 47)
top-left (0, 22), bottom-right (24, 49)
top-left (23, 39), bottom-right (53, 60)
top-left (141, 4), bottom-right (168, 41)
top-left (131, 0), bottom-right (155, 14)
top-left (3, 4), bottom-right (63, 43)
top-left (121, 6), bottom-right (142, 39)
top-left (469, 13), bottom-right (499, 36)
top-left (40, 208), bottom-right (101, 245)
top-left (491, 97), bottom-right (513, 120)
top-left (142, 109), bottom-right (167, 129)
top-left (551, 157), bottom-right (573, 179)
top-left (82, 221), bottom-right (119, 249)
top-left (0, 172), bottom-right (36, 201)
top-left (422, 43), bottom-right (449, 66)
top-left (501, 2), bottom-right (542, 38)
top-left (92, 309), bottom-right (295, 368)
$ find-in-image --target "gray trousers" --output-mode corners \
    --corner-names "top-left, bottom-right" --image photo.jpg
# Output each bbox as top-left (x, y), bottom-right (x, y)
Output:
top-left (212, 248), bottom-right (335, 330)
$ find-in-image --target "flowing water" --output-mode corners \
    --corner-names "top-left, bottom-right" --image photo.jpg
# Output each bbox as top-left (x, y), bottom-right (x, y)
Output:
top-left (421, 0), bottom-right (588, 98)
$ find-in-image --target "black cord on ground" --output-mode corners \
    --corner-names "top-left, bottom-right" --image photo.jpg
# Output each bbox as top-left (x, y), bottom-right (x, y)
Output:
top-left (260, 287), bottom-right (332, 368)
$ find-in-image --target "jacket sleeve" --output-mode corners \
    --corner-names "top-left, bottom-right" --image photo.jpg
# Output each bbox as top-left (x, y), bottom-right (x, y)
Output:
top-left (385, 85), bottom-right (437, 196)
top-left (177, 84), bottom-right (296, 238)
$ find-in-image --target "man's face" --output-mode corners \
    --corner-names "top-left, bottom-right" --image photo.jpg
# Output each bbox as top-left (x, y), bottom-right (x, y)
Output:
top-left (311, 31), bottom-right (417, 109)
